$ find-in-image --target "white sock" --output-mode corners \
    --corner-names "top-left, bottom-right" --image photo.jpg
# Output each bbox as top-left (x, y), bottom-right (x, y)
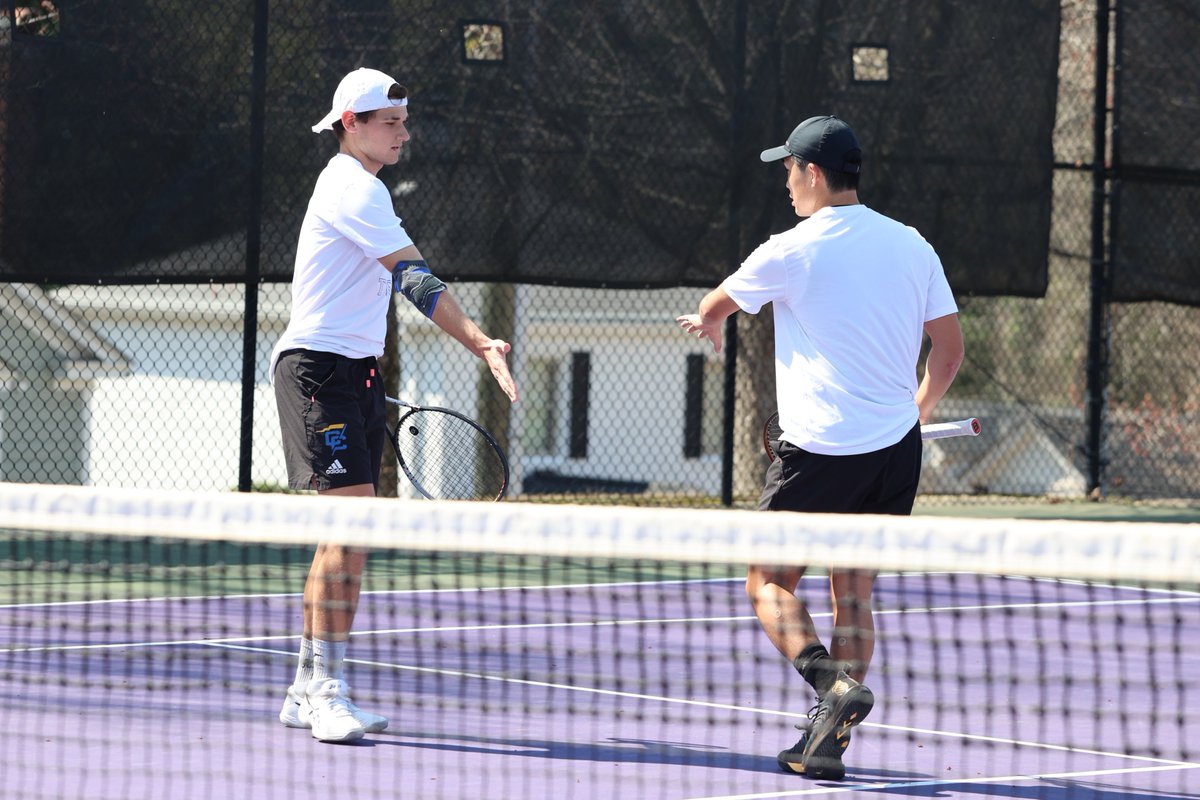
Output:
top-left (312, 639), bottom-right (348, 682)
top-left (291, 637), bottom-right (314, 690)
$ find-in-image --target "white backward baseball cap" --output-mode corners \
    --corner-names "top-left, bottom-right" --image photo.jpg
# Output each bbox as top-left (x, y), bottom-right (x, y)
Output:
top-left (311, 67), bottom-right (408, 133)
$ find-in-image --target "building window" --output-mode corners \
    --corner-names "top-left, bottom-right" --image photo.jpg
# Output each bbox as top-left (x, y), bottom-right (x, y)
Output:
top-left (684, 354), bottom-right (724, 458)
top-left (701, 357), bottom-right (724, 456)
top-left (524, 357), bottom-right (559, 455)
top-left (569, 352), bottom-right (590, 459)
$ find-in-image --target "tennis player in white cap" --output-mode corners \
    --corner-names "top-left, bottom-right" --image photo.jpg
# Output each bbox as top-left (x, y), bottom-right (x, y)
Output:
top-left (271, 67), bottom-right (519, 743)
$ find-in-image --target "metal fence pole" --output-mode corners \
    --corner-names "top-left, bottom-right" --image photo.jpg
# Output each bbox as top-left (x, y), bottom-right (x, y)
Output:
top-left (1084, 0), bottom-right (1114, 497)
top-left (721, 0), bottom-right (748, 507)
top-left (238, 0), bottom-right (269, 493)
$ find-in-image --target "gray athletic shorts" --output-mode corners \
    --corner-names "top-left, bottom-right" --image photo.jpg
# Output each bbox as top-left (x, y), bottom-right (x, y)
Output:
top-left (758, 423), bottom-right (922, 515)
top-left (273, 349), bottom-right (386, 491)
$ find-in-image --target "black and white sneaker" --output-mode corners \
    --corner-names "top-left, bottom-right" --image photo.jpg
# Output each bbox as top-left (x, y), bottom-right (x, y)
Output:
top-left (778, 671), bottom-right (874, 780)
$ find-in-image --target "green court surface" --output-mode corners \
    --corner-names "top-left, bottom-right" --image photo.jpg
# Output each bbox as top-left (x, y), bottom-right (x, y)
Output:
top-left (914, 497), bottom-right (1200, 523)
top-left (0, 535), bottom-right (740, 605)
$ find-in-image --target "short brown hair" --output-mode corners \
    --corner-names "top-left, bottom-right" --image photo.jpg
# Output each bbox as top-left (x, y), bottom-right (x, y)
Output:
top-left (333, 83), bottom-right (408, 140)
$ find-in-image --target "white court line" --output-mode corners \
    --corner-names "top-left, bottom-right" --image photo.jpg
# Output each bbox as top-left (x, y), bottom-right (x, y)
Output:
top-left (5, 570), bottom-right (1196, 610)
top-left (199, 640), bottom-right (1199, 771)
top-left (6, 597), bottom-right (1197, 776)
top-left (0, 614), bottom-right (752, 652)
top-left (18, 624), bottom-right (1195, 777)
top-left (0, 576), bottom-right (739, 609)
top-left (680, 763), bottom-right (1200, 800)
top-left (5, 593), bottom-right (1197, 653)
top-left (6, 591), bottom-right (1198, 654)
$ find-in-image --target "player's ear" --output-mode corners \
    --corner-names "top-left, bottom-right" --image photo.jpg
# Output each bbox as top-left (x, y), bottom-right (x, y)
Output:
top-left (340, 109), bottom-right (359, 131)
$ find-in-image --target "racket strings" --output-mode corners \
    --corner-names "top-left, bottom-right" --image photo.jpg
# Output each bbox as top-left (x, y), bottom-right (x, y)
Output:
top-left (393, 409), bottom-right (507, 500)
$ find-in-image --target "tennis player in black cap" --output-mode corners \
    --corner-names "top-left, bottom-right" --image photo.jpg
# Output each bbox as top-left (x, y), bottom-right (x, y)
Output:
top-left (677, 115), bottom-right (964, 780)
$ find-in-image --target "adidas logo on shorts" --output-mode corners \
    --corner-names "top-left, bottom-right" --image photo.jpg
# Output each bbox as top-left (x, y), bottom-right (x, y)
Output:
top-left (327, 459), bottom-right (347, 475)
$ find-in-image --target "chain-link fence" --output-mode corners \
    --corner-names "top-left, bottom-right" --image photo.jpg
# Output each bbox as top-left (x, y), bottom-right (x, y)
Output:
top-left (1, 0), bottom-right (1197, 505)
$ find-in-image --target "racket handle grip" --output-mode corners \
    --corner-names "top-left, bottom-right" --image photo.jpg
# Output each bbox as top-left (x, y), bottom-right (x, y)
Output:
top-left (920, 418), bottom-right (981, 440)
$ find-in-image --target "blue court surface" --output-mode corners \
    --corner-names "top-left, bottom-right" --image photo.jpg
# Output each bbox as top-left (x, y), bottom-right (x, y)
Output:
top-left (3, 571), bottom-right (1197, 799)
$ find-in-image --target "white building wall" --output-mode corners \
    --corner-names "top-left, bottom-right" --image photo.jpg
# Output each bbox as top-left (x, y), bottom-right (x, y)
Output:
top-left (47, 283), bottom-right (726, 495)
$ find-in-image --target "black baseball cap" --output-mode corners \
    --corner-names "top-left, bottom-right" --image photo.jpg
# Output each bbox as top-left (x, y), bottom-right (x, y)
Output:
top-left (759, 115), bottom-right (862, 174)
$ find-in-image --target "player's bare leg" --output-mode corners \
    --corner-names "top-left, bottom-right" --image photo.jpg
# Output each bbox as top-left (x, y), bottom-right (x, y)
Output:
top-left (281, 482), bottom-right (386, 740)
top-left (828, 568), bottom-right (878, 682)
top-left (745, 565), bottom-right (816, 659)
top-left (747, 564), bottom-right (874, 780)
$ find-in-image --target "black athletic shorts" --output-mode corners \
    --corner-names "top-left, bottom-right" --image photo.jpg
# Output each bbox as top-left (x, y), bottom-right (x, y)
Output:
top-left (274, 349), bottom-right (386, 491)
top-left (757, 423), bottom-right (922, 515)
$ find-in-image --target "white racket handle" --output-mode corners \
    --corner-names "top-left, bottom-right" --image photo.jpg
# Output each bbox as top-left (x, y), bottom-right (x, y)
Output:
top-left (920, 418), bottom-right (981, 440)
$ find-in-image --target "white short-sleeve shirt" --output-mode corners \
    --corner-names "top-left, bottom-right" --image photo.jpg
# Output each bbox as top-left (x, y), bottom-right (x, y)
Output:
top-left (269, 153), bottom-right (414, 378)
top-left (723, 205), bottom-right (958, 455)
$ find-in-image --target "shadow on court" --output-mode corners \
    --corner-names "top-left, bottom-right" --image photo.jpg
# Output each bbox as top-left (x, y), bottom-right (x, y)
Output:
top-left (296, 730), bottom-right (1200, 799)
top-left (367, 730), bottom-right (779, 772)
top-left (876, 779), bottom-right (1199, 800)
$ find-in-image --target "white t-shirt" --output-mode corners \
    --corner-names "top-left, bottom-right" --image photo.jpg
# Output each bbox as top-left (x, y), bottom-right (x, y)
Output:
top-left (723, 204), bottom-right (958, 455)
top-left (269, 153), bottom-right (414, 379)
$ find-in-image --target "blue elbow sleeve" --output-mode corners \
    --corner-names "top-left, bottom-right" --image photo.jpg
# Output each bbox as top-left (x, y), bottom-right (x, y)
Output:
top-left (393, 260), bottom-right (447, 318)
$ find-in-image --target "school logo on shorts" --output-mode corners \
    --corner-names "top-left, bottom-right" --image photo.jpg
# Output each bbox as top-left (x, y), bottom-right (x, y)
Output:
top-left (326, 459), bottom-right (347, 475)
top-left (318, 423), bottom-right (348, 454)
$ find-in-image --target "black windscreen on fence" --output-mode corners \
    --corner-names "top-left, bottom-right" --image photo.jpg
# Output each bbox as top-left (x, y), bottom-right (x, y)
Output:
top-left (1, 0), bottom-right (1059, 294)
top-left (1111, 0), bottom-right (1200, 306)
top-left (753, 1), bottom-right (1060, 298)
top-left (3, 1), bottom-right (1200, 503)
top-left (1, 0), bottom-right (257, 280)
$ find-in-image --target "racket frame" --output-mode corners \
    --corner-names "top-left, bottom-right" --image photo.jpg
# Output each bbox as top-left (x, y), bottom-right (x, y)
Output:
top-left (385, 396), bottom-right (510, 501)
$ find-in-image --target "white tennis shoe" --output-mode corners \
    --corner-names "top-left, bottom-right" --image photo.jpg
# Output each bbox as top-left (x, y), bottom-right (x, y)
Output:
top-left (279, 684), bottom-right (307, 728)
top-left (280, 682), bottom-right (389, 735)
top-left (304, 678), bottom-right (366, 742)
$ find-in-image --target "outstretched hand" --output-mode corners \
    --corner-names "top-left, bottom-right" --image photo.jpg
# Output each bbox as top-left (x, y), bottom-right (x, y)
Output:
top-left (481, 340), bottom-right (519, 402)
top-left (676, 314), bottom-right (724, 353)
top-left (427, 290), bottom-right (519, 402)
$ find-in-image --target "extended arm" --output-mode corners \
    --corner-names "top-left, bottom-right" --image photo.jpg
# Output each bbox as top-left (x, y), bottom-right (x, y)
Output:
top-left (915, 313), bottom-right (964, 423)
top-left (428, 292), bottom-right (518, 403)
top-left (676, 284), bottom-right (742, 353)
top-left (380, 246), bottom-right (518, 403)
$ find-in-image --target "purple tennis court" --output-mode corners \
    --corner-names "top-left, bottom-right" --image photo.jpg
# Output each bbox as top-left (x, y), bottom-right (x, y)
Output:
top-left (4, 565), bottom-right (1197, 800)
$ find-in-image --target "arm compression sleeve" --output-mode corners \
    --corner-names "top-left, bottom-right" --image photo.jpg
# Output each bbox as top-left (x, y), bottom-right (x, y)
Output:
top-left (393, 260), bottom-right (447, 318)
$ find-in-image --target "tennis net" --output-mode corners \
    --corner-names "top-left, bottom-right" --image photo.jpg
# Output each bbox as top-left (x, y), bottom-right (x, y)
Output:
top-left (2, 482), bottom-right (1197, 799)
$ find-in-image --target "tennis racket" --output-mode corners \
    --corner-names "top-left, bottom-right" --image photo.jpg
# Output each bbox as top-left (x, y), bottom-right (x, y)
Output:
top-left (763, 412), bottom-right (981, 462)
top-left (386, 397), bottom-right (510, 501)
